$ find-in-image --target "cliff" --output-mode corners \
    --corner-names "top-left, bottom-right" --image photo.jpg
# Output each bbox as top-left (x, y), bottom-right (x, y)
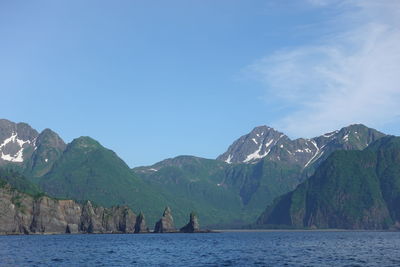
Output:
top-left (154, 207), bottom-right (176, 233)
top-left (180, 212), bottom-right (200, 233)
top-left (0, 185), bottom-right (137, 234)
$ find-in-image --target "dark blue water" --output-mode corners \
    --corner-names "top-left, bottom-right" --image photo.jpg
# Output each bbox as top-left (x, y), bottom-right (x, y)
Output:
top-left (1, 231), bottom-right (400, 266)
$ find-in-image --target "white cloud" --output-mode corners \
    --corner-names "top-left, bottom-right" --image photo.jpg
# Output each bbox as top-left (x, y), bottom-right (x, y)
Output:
top-left (249, 0), bottom-right (400, 137)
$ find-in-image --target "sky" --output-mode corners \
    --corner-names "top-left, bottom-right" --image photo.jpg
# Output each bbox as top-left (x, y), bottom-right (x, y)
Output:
top-left (1, 0), bottom-right (399, 167)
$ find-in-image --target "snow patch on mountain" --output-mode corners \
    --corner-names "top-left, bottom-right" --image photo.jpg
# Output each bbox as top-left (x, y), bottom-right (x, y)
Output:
top-left (225, 154), bottom-right (232, 164)
top-left (0, 132), bottom-right (32, 163)
top-left (243, 144), bottom-right (264, 163)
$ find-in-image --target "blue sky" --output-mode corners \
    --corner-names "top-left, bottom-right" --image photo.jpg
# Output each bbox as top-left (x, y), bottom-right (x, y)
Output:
top-left (1, 0), bottom-right (399, 167)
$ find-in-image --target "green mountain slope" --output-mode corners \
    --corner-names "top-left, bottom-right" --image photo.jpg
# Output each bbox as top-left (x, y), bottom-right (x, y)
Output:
top-left (37, 137), bottom-right (168, 225)
top-left (134, 156), bottom-right (248, 227)
top-left (0, 168), bottom-right (42, 196)
top-left (256, 136), bottom-right (400, 229)
top-left (134, 155), bottom-right (305, 227)
top-left (0, 119), bottom-right (389, 228)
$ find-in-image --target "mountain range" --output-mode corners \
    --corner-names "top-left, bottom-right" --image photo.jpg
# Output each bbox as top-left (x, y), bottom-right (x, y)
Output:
top-left (0, 118), bottom-right (390, 228)
top-left (256, 136), bottom-right (400, 230)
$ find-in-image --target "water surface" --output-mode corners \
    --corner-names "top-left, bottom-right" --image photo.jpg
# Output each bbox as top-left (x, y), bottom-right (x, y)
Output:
top-left (0, 231), bottom-right (399, 266)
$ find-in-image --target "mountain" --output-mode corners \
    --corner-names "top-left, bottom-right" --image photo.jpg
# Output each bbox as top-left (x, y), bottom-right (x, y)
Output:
top-left (25, 129), bottom-right (66, 178)
top-left (0, 119), bottom-right (66, 177)
top-left (217, 124), bottom-right (385, 171)
top-left (36, 136), bottom-right (169, 225)
top-left (133, 156), bottom-right (248, 227)
top-left (0, 119), bottom-right (38, 166)
top-left (255, 136), bottom-right (400, 230)
top-left (217, 126), bottom-right (286, 164)
top-left (133, 123), bottom-right (385, 227)
top-left (0, 118), bottom-right (389, 228)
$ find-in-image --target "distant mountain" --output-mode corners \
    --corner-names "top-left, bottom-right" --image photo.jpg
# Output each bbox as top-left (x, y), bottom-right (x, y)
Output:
top-left (0, 118), bottom-right (389, 228)
top-left (217, 126), bottom-right (286, 164)
top-left (133, 156), bottom-right (249, 227)
top-left (255, 136), bottom-right (400, 230)
top-left (218, 124), bottom-right (385, 170)
top-left (0, 119), bottom-right (38, 166)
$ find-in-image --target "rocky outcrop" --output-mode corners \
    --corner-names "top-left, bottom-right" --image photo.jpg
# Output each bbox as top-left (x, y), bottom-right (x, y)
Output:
top-left (0, 185), bottom-right (137, 234)
top-left (154, 207), bottom-right (175, 233)
top-left (134, 212), bottom-right (149, 233)
top-left (180, 212), bottom-right (200, 233)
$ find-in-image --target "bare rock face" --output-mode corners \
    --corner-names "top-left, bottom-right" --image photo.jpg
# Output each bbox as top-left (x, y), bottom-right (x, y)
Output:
top-left (154, 206), bottom-right (175, 233)
top-left (134, 212), bottom-right (149, 233)
top-left (0, 186), bottom-right (137, 234)
top-left (80, 201), bottom-right (137, 234)
top-left (180, 212), bottom-right (200, 233)
top-left (0, 119), bottom-right (38, 167)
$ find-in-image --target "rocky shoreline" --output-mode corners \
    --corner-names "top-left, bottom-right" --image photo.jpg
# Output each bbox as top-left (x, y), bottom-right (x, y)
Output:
top-left (0, 186), bottom-right (213, 235)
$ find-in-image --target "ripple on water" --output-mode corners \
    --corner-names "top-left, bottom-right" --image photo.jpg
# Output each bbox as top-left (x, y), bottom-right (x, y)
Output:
top-left (0, 232), bottom-right (399, 266)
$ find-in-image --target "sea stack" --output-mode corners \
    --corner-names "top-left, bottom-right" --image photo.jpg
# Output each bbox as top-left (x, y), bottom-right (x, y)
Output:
top-left (153, 206), bottom-right (175, 233)
top-left (134, 212), bottom-right (149, 233)
top-left (180, 212), bottom-right (200, 233)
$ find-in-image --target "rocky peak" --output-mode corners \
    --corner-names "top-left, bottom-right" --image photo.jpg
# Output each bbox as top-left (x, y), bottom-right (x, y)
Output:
top-left (25, 129), bottom-right (67, 177)
top-left (180, 212), bottom-right (200, 233)
top-left (134, 212), bottom-right (149, 233)
top-left (36, 129), bottom-right (66, 150)
top-left (217, 125), bottom-right (287, 164)
top-left (154, 206), bottom-right (176, 233)
top-left (69, 136), bottom-right (101, 149)
top-left (217, 124), bottom-right (386, 169)
top-left (0, 119), bottom-right (38, 165)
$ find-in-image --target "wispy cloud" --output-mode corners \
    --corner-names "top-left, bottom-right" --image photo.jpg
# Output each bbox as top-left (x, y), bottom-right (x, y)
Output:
top-left (249, 0), bottom-right (400, 137)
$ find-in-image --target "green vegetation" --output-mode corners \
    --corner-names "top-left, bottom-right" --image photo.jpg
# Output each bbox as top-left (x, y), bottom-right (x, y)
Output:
top-left (1, 122), bottom-right (386, 228)
top-left (0, 168), bottom-right (42, 196)
top-left (257, 136), bottom-right (400, 229)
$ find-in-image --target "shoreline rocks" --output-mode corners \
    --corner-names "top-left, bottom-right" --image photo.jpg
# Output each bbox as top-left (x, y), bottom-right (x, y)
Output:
top-left (180, 212), bottom-right (200, 233)
top-left (0, 184), bottom-right (214, 235)
top-left (154, 207), bottom-right (175, 233)
top-left (134, 212), bottom-right (150, 233)
top-left (0, 186), bottom-right (138, 235)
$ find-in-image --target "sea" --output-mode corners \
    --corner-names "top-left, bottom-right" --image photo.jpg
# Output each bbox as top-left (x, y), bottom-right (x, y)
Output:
top-left (0, 230), bottom-right (399, 266)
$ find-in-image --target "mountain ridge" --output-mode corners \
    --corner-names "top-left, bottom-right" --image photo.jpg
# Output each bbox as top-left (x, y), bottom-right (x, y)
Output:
top-left (217, 124), bottom-right (385, 168)
top-left (255, 136), bottom-right (400, 230)
top-left (0, 118), bottom-right (390, 227)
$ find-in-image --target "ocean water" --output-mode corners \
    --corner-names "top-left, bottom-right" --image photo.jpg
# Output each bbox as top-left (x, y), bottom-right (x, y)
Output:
top-left (0, 231), bottom-right (399, 266)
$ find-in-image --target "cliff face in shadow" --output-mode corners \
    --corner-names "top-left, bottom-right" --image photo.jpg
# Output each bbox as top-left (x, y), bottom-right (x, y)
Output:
top-left (0, 186), bottom-right (137, 234)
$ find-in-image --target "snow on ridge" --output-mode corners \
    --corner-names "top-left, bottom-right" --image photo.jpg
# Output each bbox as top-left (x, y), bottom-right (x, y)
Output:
top-left (304, 140), bottom-right (320, 168)
top-left (265, 139), bottom-right (274, 148)
top-left (225, 154), bottom-right (233, 164)
top-left (343, 133), bottom-right (349, 142)
top-left (252, 138), bottom-right (258, 145)
top-left (323, 130), bottom-right (338, 138)
top-left (0, 132), bottom-right (32, 163)
top-left (243, 144), bottom-right (264, 163)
